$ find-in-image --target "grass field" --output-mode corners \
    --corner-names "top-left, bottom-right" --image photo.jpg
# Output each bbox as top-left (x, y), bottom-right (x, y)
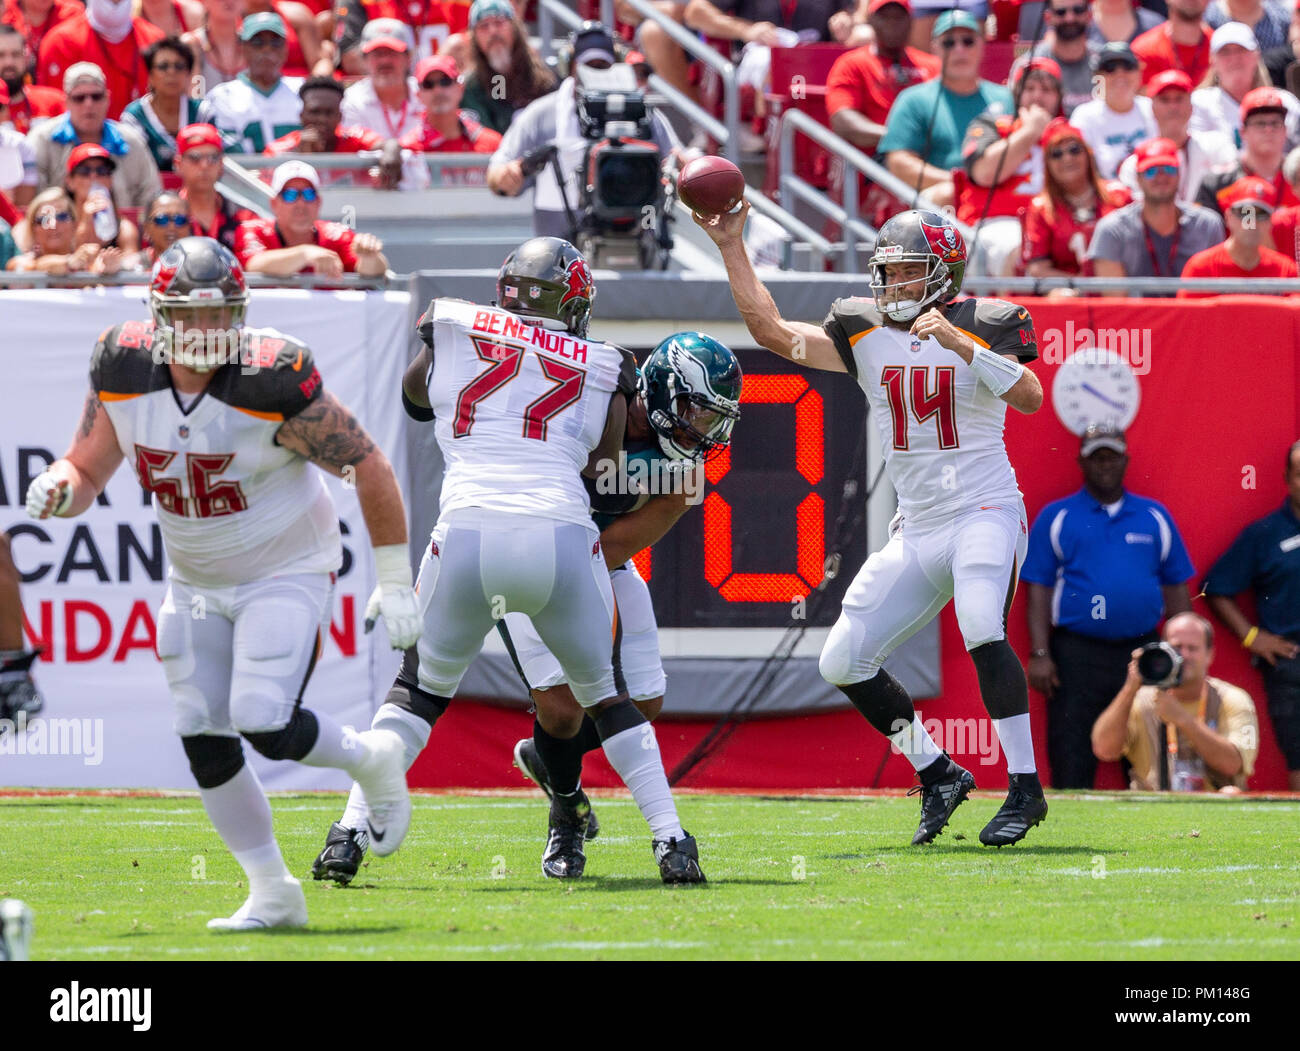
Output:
top-left (2, 790), bottom-right (1297, 961)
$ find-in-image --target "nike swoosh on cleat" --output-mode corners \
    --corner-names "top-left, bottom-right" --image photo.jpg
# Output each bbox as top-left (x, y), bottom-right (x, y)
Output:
top-left (368, 823), bottom-right (386, 842)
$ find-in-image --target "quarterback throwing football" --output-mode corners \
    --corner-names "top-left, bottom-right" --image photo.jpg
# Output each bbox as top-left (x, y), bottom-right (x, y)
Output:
top-left (698, 205), bottom-right (1049, 846)
top-left (26, 237), bottom-right (420, 929)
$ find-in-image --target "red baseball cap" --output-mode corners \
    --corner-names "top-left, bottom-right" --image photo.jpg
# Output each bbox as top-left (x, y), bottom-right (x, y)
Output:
top-left (1132, 137), bottom-right (1180, 172)
top-left (1218, 175), bottom-right (1278, 213)
top-left (1241, 86), bottom-right (1287, 121)
top-left (1147, 69), bottom-right (1193, 96)
top-left (1014, 57), bottom-right (1063, 83)
top-left (176, 123), bottom-right (224, 154)
top-left (414, 55), bottom-right (459, 83)
top-left (868, 0), bottom-right (911, 12)
top-left (1040, 116), bottom-right (1084, 149)
top-left (66, 142), bottom-right (115, 175)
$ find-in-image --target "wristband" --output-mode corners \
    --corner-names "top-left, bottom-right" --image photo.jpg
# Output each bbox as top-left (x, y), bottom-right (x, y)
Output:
top-left (969, 346), bottom-right (1025, 397)
top-left (372, 544), bottom-right (412, 589)
top-left (1242, 626), bottom-right (1260, 649)
top-left (1030, 649), bottom-right (1049, 658)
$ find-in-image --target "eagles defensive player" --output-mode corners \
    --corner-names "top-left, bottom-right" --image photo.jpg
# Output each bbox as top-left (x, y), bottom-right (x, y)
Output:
top-left (311, 331), bottom-right (742, 883)
top-left (696, 205), bottom-right (1049, 847)
top-left (25, 237), bottom-right (420, 929)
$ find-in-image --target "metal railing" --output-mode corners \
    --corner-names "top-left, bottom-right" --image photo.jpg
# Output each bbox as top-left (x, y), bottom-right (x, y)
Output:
top-left (778, 108), bottom-right (976, 273)
top-left (536, 0), bottom-right (741, 163)
top-left (0, 272), bottom-right (395, 289)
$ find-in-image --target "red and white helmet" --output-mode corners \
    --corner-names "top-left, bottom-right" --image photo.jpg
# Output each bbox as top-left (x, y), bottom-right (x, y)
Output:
top-left (868, 210), bottom-right (967, 323)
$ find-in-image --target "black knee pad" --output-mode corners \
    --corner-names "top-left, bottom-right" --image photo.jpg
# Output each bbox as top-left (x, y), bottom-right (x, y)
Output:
top-left (242, 707), bottom-right (320, 761)
top-left (969, 639), bottom-right (1029, 720)
top-left (837, 670), bottom-right (915, 737)
top-left (181, 734), bottom-right (245, 789)
top-left (387, 647), bottom-right (450, 727)
top-left (591, 698), bottom-right (646, 741)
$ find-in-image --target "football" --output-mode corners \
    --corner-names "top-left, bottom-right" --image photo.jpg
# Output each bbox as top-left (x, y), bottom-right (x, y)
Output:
top-left (677, 156), bottom-right (746, 216)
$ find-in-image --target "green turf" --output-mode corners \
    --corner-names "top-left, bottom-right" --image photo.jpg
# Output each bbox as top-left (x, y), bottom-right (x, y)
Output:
top-left (1, 791), bottom-right (1297, 960)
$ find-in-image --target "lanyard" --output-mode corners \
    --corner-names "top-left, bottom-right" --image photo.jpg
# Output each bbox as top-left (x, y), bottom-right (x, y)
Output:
top-left (1165, 687), bottom-right (1207, 759)
top-left (380, 97), bottom-right (410, 140)
top-left (1166, 25), bottom-right (1209, 76)
top-left (1143, 220), bottom-right (1180, 277)
top-left (779, 0), bottom-right (798, 26)
top-left (181, 189), bottom-right (223, 242)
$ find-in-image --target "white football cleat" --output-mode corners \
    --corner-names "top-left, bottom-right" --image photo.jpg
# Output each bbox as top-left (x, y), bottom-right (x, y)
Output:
top-left (353, 729), bottom-right (411, 857)
top-left (206, 874), bottom-right (308, 931)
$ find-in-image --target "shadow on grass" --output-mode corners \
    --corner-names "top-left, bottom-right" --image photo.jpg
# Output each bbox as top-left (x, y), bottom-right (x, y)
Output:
top-left (196, 925), bottom-right (406, 937)
top-left (823, 843), bottom-right (1105, 859)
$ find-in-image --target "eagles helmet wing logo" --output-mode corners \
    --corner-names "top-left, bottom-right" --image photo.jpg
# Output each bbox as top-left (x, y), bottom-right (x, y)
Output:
top-left (560, 257), bottom-right (592, 307)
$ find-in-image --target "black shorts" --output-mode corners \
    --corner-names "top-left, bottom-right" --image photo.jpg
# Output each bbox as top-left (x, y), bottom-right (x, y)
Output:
top-left (1260, 649), bottom-right (1300, 769)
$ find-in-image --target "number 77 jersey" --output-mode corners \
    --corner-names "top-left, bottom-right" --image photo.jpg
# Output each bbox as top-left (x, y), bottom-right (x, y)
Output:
top-left (420, 298), bottom-right (628, 527)
top-left (823, 296), bottom-right (1038, 526)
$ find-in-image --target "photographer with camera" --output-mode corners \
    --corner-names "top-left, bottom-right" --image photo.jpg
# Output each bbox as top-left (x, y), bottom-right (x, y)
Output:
top-left (1091, 613), bottom-right (1259, 791)
top-left (1022, 424), bottom-right (1196, 789)
top-left (485, 21), bottom-right (681, 269)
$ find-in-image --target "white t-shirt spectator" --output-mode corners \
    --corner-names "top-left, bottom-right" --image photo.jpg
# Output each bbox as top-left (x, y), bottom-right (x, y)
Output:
top-left (1116, 128), bottom-right (1236, 204)
top-left (1071, 94), bottom-right (1158, 178)
top-left (1189, 85), bottom-right (1300, 148)
top-left (0, 125), bottom-right (38, 192)
top-left (341, 77), bottom-right (425, 141)
top-left (199, 74), bottom-right (305, 154)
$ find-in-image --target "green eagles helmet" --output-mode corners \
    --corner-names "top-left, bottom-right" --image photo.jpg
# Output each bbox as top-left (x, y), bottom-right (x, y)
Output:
top-left (496, 236), bottom-right (595, 339)
top-left (637, 332), bottom-right (742, 463)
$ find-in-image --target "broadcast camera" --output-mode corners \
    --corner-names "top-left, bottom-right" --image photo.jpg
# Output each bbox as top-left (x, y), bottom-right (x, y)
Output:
top-left (519, 61), bottom-right (676, 270)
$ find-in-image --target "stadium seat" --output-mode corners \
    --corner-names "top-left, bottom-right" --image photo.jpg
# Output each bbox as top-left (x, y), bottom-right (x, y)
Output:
top-left (760, 44), bottom-right (849, 199)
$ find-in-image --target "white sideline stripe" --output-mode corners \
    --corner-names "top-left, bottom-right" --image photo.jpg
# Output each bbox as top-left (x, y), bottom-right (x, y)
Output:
top-left (1053, 863), bottom-right (1297, 877)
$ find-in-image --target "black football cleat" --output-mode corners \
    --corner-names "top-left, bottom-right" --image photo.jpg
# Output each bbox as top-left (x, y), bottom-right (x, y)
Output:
top-left (541, 795), bottom-right (591, 879)
top-left (909, 755), bottom-right (976, 845)
top-left (0, 650), bottom-right (44, 726)
top-left (311, 822), bottom-right (368, 885)
top-left (513, 737), bottom-right (600, 840)
top-left (654, 832), bottom-right (706, 884)
top-left (979, 773), bottom-right (1048, 847)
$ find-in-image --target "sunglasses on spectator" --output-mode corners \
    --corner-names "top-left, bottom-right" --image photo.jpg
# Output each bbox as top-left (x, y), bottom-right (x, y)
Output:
top-left (74, 164), bottom-right (113, 177)
top-left (1098, 62), bottom-right (1136, 73)
top-left (1244, 117), bottom-right (1285, 130)
top-left (70, 91), bottom-right (106, 104)
top-left (39, 210), bottom-right (74, 224)
top-left (150, 213), bottom-right (191, 226)
top-left (1229, 205), bottom-right (1267, 218)
top-left (1140, 164), bottom-right (1178, 178)
top-left (152, 61), bottom-right (190, 73)
top-left (1048, 143), bottom-right (1085, 159)
top-left (1051, 3), bottom-right (1089, 14)
top-left (939, 35), bottom-right (978, 49)
top-left (279, 186), bottom-right (319, 203)
top-left (182, 151), bottom-right (223, 166)
top-left (421, 75), bottom-right (457, 88)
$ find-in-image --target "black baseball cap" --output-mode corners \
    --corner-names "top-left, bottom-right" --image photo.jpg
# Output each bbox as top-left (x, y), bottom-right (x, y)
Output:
top-left (1094, 41), bottom-right (1139, 73)
top-left (570, 21), bottom-right (616, 67)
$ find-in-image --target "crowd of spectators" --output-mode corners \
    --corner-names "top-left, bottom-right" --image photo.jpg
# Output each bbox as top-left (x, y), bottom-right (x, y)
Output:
top-left (4, 0), bottom-right (1300, 286)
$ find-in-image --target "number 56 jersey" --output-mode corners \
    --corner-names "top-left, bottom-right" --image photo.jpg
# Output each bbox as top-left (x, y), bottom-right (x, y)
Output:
top-left (823, 297), bottom-right (1038, 526)
top-left (91, 320), bottom-right (343, 588)
top-left (418, 298), bottom-right (628, 527)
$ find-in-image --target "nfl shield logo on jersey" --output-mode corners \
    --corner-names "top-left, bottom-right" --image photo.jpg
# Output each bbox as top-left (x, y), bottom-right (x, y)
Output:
top-left (178, 424), bottom-right (189, 439)
top-left (909, 338), bottom-right (922, 353)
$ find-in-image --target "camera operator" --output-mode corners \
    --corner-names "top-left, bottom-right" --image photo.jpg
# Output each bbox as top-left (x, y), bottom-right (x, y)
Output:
top-left (485, 21), bottom-right (679, 241)
top-left (1091, 612), bottom-right (1260, 791)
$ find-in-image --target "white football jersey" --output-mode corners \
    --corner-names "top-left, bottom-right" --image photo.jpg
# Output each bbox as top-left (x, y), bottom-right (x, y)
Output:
top-left (420, 297), bottom-right (627, 527)
top-left (824, 297), bottom-right (1038, 525)
top-left (92, 320), bottom-right (341, 587)
top-left (198, 74), bottom-right (304, 154)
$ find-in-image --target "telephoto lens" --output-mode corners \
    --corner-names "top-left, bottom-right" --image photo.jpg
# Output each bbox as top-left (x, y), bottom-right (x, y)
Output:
top-left (1136, 641), bottom-right (1183, 688)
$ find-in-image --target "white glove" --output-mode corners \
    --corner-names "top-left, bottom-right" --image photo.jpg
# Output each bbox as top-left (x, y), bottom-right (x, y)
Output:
top-left (26, 472), bottom-right (72, 519)
top-left (363, 544), bottom-right (420, 649)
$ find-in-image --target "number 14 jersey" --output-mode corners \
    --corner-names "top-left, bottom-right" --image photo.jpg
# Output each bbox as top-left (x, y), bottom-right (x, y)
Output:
top-left (823, 296), bottom-right (1038, 526)
top-left (418, 298), bottom-right (628, 527)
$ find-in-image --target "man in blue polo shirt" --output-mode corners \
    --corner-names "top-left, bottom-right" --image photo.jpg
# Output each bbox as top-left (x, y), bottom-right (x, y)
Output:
top-left (1203, 440), bottom-right (1300, 790)
top-left (877, 10), bottom-right (1013, 208)
top-left (1022, 424), bottom-right (1195, 788)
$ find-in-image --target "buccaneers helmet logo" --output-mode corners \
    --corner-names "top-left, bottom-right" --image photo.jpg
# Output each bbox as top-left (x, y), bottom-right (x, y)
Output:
top-left (560, 257), bottom-right (592, 307)
top-left (919, 219), bottom-right (966, 264)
